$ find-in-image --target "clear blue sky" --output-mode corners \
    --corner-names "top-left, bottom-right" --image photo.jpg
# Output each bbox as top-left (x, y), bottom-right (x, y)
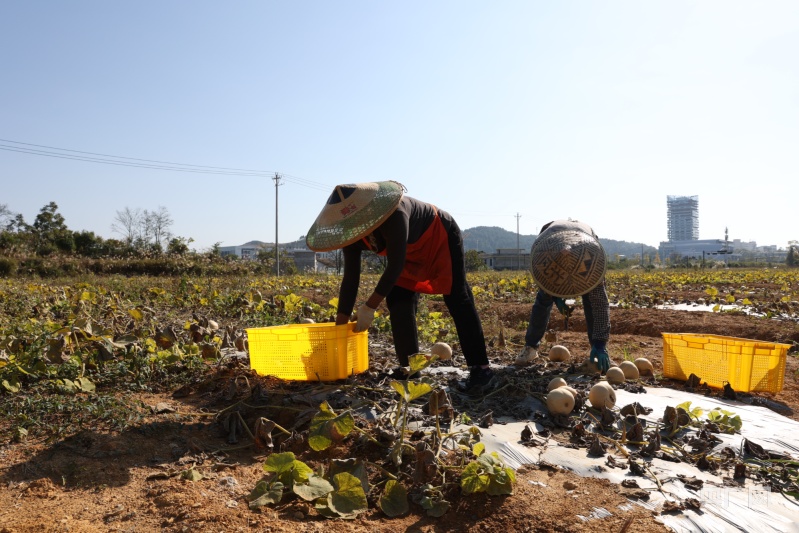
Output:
top-left (2, 1), bottom-right (798, 251)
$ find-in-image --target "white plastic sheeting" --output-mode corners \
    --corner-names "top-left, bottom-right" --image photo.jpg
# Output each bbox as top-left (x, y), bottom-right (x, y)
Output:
top-left (465, 386), bottom-right (799, 533)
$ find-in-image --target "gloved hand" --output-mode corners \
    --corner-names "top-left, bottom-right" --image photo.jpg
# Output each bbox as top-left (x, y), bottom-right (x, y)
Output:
top-left (590, 342), bottom-right (611, 373)
top-left (354, 304), bottom-right (376, 332)
top-left (553, 297), bottom-right (572, 316)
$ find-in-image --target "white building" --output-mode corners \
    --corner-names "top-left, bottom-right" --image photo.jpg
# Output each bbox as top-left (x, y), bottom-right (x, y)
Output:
top-left (482, 248), bottom-right (530, 271)
top-left (218, 241), bottom-right (268, 260)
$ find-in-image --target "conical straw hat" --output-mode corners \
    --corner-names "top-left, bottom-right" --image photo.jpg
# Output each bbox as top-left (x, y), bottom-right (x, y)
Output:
top-left (305, 181), bottom-right (405, 251)
top-left (530, 222), bottom-right (606, 297)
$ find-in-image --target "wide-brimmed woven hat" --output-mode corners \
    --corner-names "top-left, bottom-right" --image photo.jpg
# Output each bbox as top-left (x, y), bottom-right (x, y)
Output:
top-left (530, 221), bottom-right (607, 297)
top-left (305, 181), bottom-right (405, 251)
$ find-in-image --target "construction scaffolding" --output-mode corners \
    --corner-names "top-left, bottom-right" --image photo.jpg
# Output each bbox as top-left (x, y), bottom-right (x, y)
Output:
top-left (667, 195), bottom-right (699, 241)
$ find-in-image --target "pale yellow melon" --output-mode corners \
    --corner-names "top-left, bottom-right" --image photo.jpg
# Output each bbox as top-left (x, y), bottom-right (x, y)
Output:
top-left (589, 382), bottom-right (617, 409)
top-left (634, 357), bottom-right (654, 377)
top-left (548, 345), bottom-right (571, 362)
top-left (619, 360), bottom-right (640, 379)
top-left (605, 367), bottom-right (626, 385)
top-left (431, 342), bottom-right (453, 361)
top-left (546, 388), bottom-right (576, 415)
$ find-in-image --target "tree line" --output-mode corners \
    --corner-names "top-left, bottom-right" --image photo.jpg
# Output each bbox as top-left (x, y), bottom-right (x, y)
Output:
top-left (1, 202), bottom-right (796, 276)
top-left (0, 202), bottom-right (192, 258)
top-left (0, 202), bottom-right (303, 278)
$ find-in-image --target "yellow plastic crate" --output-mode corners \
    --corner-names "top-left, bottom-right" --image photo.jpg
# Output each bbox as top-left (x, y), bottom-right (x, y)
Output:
top-left (662, 333), bottom-right (789, 393)
top-left (246, 322), bottom-right (368, 381)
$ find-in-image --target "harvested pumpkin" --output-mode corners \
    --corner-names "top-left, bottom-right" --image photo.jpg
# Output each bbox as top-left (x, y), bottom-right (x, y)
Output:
top-left (547, 377), bottom-right (567, 391)
top-left (589, 382), bottom-right (617, 409)
top-left (546, 387), bottom-right (576, 415)
top-left (548, 345), bottom-right (571, 362)
top-left (431, 342), bottom-right (452, 361)
top-left (634, 357), bottom-right (654, 376)
top-left (619, 360), bottom-right (640, 379)
top-left (605, 366), bottom-right (626, 385)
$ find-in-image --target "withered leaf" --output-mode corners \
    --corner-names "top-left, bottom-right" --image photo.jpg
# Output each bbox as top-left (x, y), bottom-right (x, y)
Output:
top-left (588, 436), bottom-right (606, 457)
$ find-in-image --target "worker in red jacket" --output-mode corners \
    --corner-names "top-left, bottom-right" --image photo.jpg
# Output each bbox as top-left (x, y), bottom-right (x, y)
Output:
top-left (306, 181), bottom-right (493, 394)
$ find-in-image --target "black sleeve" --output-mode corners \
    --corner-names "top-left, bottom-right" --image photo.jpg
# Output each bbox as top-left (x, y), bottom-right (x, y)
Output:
top-left (337, 245), bottom-right (362, 316)
top-left (374, 209), bottom-right (409, 297)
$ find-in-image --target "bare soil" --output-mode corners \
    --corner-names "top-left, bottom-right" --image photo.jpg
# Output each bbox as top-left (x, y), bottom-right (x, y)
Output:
top-left (1, 305), bottom-right (797, 533)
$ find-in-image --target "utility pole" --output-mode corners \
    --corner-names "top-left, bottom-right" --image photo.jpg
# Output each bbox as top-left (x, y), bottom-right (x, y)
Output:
top-left (515, 213), bottom-right (522, 271)
top-left (273, 173), bottom-right (282, 275)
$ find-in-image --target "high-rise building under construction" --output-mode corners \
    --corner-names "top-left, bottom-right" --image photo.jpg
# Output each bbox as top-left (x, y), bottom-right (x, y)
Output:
top-left (667, 195), bottom-right (699, 241)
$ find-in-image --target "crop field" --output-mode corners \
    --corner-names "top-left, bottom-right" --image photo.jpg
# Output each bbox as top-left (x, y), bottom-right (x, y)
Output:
top-left (0, 268), bottom-right (797, 532)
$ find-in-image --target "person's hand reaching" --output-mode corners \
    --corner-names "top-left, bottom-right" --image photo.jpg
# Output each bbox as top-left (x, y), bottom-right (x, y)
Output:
top-left (354, 304), bottom-right (375, 332)
top-left (553, 297), bottom-right (572, 316)
top-left (590, 342), bottom-right (610, 373)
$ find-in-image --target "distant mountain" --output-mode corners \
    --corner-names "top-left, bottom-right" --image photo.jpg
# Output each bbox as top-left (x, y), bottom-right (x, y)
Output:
top-left (244, 227), bottom-right (658, 261)
top-left (238, 239), bottom-right (306, 249)
top-left (461, 225), bottom-right (657, 260)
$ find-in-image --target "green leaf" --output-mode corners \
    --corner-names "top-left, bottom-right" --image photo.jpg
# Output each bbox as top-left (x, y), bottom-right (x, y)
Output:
top-left (58, 379), bottom-right (77, 394)
top-left (263, 452), bottom-right (314, 485)
top-left (14, 426), bottom-right (28, 442)
top-left (379, 480), bottom-right (409, 517)
top-left (313, 497), bottom-right (338, 518)
top-left (248, 480), bottom-right (285, 508)
top-left (328, 458), bottom-right (370, 495)
top-left (427, 500), bottom-right (450, 517)
top-left (390, 380), bottom-right (408, 400)
top-left (181, 468), bottom-right (203, 482)
top-left (676, 401), bottom-right (703, 420)
top-left (461, 461), bottom-right (490, 494)
top-left (418, 495), bottom-right (434, 510)
top-left (308, 402), bottom-right (356, 451)
top-left (2, 378), bottom-right (20, 393)
top-left (473, 442), bottom-right (486, 457)
top-left (393, 378), bottom-right (437, 402)
top-left (293, 475), bottom-right (334, 501)
top-left (486, 467), bottom-right (516, 496)
top-left (477, 451), bottom-right (504, 471)
top-left (407, 381), bottom-right (433, 401)
top-left (409, 353), bottom-right (434, 375)
top-left (75, 377), bottom-right (95, 393)
top-left (328, 472), bottom-right (368, 516)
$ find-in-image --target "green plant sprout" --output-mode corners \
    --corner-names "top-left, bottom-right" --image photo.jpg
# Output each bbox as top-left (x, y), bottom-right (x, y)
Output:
top-left (675, 401), bottom-right (742, 434)
top-left (460, 443), bottom-right (516, 496)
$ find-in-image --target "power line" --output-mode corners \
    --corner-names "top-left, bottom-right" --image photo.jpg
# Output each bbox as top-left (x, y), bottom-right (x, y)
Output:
top-left (0, 144), bottom-right (270, 176)
top-left (0, 138), bottom-right (276, 172)
top-left (1, 138), bottom-right (539, 221)
top-left (274, 173), bottom-right (282, 275)
top-left (0, 138), bottom-right (332, 191)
